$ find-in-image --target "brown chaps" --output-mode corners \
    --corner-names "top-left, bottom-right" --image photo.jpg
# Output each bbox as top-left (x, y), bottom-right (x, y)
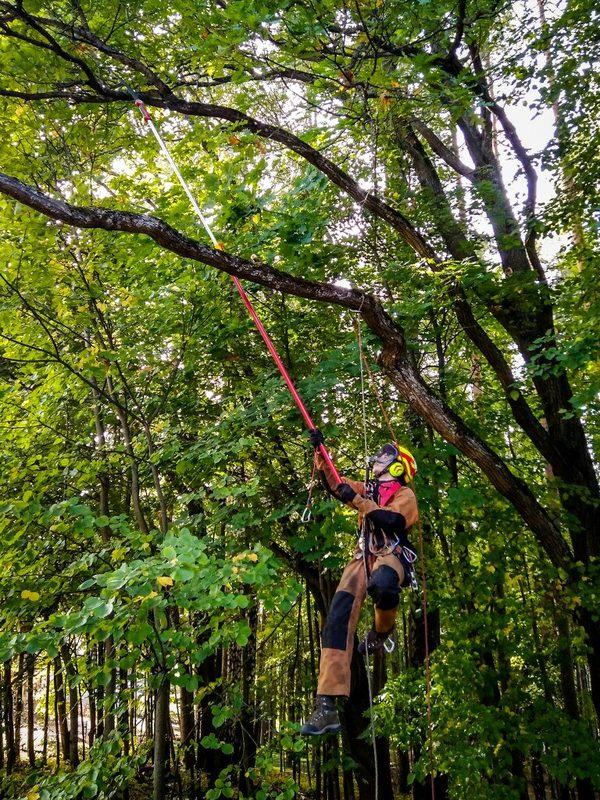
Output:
top-left (316, 549), bottom-right (405, 697)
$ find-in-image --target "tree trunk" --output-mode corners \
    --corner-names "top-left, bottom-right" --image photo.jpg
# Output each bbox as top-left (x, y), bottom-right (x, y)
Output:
top-left (239, 603), bottom-right (259, 794)
top-left (14, 652), bottom-right (24, 763)
top-left (60, 644), bottom-right (79, 766)
top-left (26, 654), bottom-right (35, 767)
top-left (42, 662), bottom-right (49, 766)
top-left (179, 684), bottom-right (196, 788)
top-left (0, 682), bottom-right (4, 769)
top-left (103, 637), bottom-right (116, 738)
top-left (3, 661), bottom-right (16, 772)
top-left (554, 609), bottom-right (596, 800)
top-left (342, 643), bottom-right (394, 800)
top-left (119, 665), bottom-right (130, 755)
top-left (153, 678), bottom-right (171, 800)
top-left (54, 655), bottom-right (70, 765)
top-left (408, 605), bottom-right (447, 800)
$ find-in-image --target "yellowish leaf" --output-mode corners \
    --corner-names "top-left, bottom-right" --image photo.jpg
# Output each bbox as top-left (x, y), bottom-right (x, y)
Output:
top-left (247, 553), bottom-right (259, 563)
top-left (157, 576), bottom-right (174, 587)
top-left (21, 590), bottom-right (40, 602)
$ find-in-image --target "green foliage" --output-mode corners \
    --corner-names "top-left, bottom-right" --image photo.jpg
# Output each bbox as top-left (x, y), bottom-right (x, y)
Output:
top-left (0, 0), bottom-right (599, 797)
top-left (11, 736), bottom-right (147, 800)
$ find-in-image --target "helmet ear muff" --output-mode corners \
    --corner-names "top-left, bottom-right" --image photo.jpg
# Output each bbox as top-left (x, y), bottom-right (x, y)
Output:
top-left (388, 460), bottom-right (405, 478)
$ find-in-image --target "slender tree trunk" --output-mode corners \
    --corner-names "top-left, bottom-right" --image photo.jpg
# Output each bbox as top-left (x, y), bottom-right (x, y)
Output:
top-left (103, 637), bottom-right (116, 738)
top-left (60, 644), bottom-right (79, 766)
top-left (0, 683), bottom-right (4, 769)
top-left (14, 652), bottom-right (24, 763)
top-left (88, 673), bottom-right (97, 748)
top-left (171, 607), bottom-right (195, 787)
top-left (54, 655), bottom-right (70, 765)
top-left (179, 684), bottom-right (195, 789)
top-left (79, 685), bottom-right (86, 761)
top-left (153, 677), bottom-right (171, 800)
top-left (42, 662), bottom-right (50, 766)
top-left (3, 661), bottom-right (16, 772)
top-left (553, 608), bottom-right (596, 800)
top-left (26, 654), bottom-right (35, 767)
top-left (120, 665), bottom-right (130, 755)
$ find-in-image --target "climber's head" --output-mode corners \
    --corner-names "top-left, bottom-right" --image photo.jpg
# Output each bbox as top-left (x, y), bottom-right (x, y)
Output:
top-left (371, 443), bottom-right (417, 483)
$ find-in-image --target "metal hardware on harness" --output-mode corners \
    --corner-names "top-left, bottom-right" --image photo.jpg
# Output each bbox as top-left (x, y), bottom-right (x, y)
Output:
top-left (357, 530), bottom-right (399, 557)
top-left (301, 459), bottom-right (317, 524)
top-left (383, 636), bottom-right (395, 654)
top-left (300, 504), bottom-right (312, 524)
top-left (370, 533), bottom-right (399, 557)
top-left (400, 545), bottom-right (419, 591)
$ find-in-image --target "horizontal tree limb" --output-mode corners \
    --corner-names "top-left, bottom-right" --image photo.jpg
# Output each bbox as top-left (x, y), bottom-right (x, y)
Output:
top-left (0, 171), bottom-right (572, 569)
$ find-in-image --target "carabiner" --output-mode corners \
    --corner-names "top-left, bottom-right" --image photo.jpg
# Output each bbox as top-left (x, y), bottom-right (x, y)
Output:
top-left (301, 504), bottom-right (312, 524)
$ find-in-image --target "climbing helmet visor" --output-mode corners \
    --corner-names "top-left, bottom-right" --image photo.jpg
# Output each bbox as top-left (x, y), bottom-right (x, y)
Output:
top-left (371, 443), bottom-right (399, 471)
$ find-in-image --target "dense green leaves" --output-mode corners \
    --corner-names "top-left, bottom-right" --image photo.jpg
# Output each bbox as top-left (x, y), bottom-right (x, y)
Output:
top-left (0, 0), bottom-right (599, 797)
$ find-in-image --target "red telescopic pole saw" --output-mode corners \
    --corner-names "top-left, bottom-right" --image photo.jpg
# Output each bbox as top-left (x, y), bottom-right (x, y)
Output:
top-left (131, 97), bottom-right (342, 485)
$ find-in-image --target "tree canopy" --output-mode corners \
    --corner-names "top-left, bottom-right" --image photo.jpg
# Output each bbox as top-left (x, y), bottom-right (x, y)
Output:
top-left (0, 0), bottom-right (598, 799)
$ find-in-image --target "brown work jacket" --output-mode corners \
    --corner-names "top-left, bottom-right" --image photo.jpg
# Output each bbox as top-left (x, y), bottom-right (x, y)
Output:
top-left (315, 453), bottom-right (419, 532)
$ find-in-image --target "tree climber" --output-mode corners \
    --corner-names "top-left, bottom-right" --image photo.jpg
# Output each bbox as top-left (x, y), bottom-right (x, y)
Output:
top-left (301, 431), bottom-right (419, 736)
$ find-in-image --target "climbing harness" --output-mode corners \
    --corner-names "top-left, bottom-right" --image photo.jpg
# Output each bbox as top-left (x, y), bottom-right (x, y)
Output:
top-left (127, 90), bottom-right (342, 486)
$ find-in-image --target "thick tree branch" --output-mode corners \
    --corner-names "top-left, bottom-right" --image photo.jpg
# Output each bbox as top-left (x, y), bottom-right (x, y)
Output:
top-left (0, 172), bottom-right (571, 569)
top-left (449, 0), bottom-right (468, 55)
top-left (0, 172), bottom-right (370, 310)
top-left (411, 118), bottom-right (475, 180)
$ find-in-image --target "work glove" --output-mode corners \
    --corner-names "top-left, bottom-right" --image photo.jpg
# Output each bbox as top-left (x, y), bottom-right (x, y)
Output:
top-left (336, 483), bottom-right (357, 503)
top-left (309, 428), bottom-right (325, 450)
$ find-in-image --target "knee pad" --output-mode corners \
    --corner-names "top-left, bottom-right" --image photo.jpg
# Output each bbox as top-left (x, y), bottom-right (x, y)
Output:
top-left (367, 565), bottom-right (400, 610)
top-left (321, 591), bottom-right (354, 650)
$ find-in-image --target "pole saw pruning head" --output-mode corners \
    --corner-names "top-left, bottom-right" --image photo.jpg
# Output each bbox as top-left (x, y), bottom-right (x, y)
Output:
top-left (135, 99), bottom-right (151, 122)
top-left (117, 80), bottom-right (151, 122)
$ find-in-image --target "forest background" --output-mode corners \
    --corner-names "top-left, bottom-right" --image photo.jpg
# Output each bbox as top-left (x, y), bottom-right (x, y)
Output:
top-left (0, 0), bottom-right (598, 799)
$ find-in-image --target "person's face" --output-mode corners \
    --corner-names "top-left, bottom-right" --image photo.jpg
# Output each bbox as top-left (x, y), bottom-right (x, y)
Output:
top-left (372, 444), bottom-right (397, 478)
top-left (372, 457), bottom-right (390, 478)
